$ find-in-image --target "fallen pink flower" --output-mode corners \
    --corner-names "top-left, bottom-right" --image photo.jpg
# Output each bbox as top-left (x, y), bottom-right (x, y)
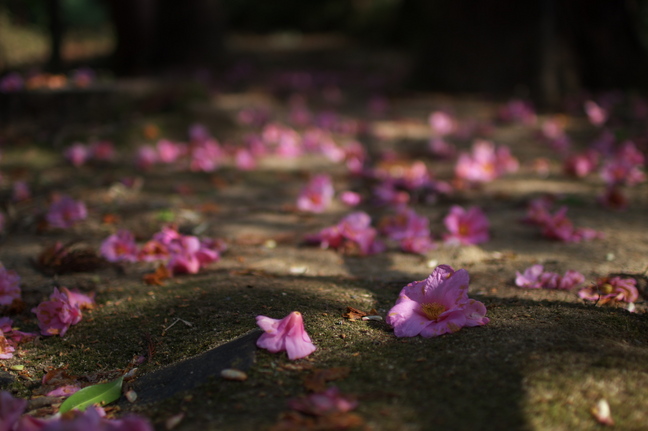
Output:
top-left (0, 263), bottom-right (21, 305)
top-left (584, 100), bottom-right (608, 126)
top-left (12, 181), bottom-right (31, 202)
top-left (288, 386), bottom-right (358, 416)
top-left (515, 265), bottom-right (585, 290)
top-left (455, 140), bottom-right (518, 184)
top-left (443, 205), bottom-right (490, 246)
top-left (340, 191), bottom-right (361, 207)
top-left (136, 145), bottom-right (158, 170)
top-left (386, 264), bottom-right (489, 338)
top-left (64, 143), bottom-right (89, 167)
top-left (256, 311), bottom-right (317, 360)
top-left (428, 111), bottom-right (456, 136)
top-left (578, 276), bottom-right (639, 305)
top-left (380, 208), bottom-right (435, 254)
top-left (0, 390), bottom-right (27, 430)
top-left (563, 150), bottom-right (599, 178)
top-left (32, 288), bottom-right (83, 337)
top-left (156, 139), bottom-right (185, 164)
top-left (46, 195), bottom-right (87, 229)
top-left (297, 174), bottom-right (334, 213)
top-left (89, 140), bottom-right (115, 161)
top-left (541, 207), bottom-right (603, 242)
top-left (60, 287), bottom-right (95, 310)
top-left (306, 212), bottom-right (384, 256)
top-left (100, 230), bottom-right (139, 263)
top-left (46, 384), bottom-right (81, 397)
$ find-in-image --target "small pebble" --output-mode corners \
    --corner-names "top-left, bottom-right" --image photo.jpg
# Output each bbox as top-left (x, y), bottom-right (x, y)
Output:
top-left (221, 368), bottom-right (248, 381)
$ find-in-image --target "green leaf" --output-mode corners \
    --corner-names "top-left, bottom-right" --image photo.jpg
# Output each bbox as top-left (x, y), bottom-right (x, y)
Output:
top-left (156, 209), bottom-right (175, 222)
top-left (59, 375), bottom-right (124, 414)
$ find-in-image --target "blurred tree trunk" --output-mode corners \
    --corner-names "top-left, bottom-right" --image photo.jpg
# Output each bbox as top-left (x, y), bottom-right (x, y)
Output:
top-left (47, 0), bottom-right (63, 72)
top-left (399, 0), bottom-right (648, 106)
top-left (109, 0), bottom-right (225, 75)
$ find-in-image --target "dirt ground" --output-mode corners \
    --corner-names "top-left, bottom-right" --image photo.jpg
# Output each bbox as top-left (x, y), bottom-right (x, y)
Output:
top-left (1, 40), bottom-right (648, 430)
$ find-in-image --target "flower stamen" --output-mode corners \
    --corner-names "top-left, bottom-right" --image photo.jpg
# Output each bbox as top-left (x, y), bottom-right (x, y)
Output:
top-left (421, 302), bottom-right (446, 321)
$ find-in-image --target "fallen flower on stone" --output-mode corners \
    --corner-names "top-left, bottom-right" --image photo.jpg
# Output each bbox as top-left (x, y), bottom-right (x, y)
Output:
top-left (0, 390), bottom-right (27, 430)
top-left (455, 140), bottom-right (518, 184)
top-left (578, 276), bottom-right (639, 305)
top-left (515, 265), bottom-right (585, 290)
top-left (288, 386), bottom-right (358, 416)
top-left (297, 174), bottom-right (334, 213)
top-left (379, 207), bottom-right (435, 254)
top-left (100, 230), bottom-right (139, 263)
top-left (32, 288), bottom-right (83, 337)
top-left (46, 195), bottom-right (87, 229)
top-left (443, 205), bottom-right (490, 246)
top-left (386, 264), bottom-right (489, 338)
top-left (256, 311), bottom-right (317, 360)
top-left (46, 384), bottom-right (81, 397)
top-left (540, 207), bottom-right (603, 242)
top-left (0, 263), bottom-right (21, 305)
top-left (305, 211), bottom-right (384, 256)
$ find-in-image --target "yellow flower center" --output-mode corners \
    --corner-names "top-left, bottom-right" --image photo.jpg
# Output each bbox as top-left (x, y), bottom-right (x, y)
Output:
top-left (421, 302), bottom-right (446, 321)
top-left (600, 283), bottom-right (613, 294)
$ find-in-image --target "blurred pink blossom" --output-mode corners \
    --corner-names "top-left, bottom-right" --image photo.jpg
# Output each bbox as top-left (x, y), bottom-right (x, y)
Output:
top-left (305, 211), bottom-right (385, 256)
top-left (32, 288), bottom-right (83, 337)
top-left (578, 276), bottom-right (639, 305)
top-left (380, 208), bottom-right (435, 254)
top-left (288, 386), bottom-right (358, 416)
top-left (12, 181), bottom-right (31, 202)
top-left (46, 384), bottom-right (81, 397)
top-left (515, 265), bottom-right (585, 290)
top-left (340, 191), bottom-right (361, 207)
top-left (100, 230), bottom-right (139, 263)
top-left (428, 111), bottom-right (456, 136)
top-left (584, 100), bottom-right (608, 126)
top-left (443, 205), bottom-right (490, 246)
top-left (156, 139), bottom-right (185, 164)
top-left (64, 143), bottom-right (90, 167)
top-left (297, 174), bottom-right (334, 213)
top-left (136, 145), bottom-right (158, 170)
top-left (386, 264), bottom-right (489, 338)
top-left (455, 140), bottom-right (518, 183)
top-left (46, 195), bottom-right (87, 229)
top-left (563, 150), bottom-right (599, 178)
top-left (256, 311), bottom-right (316, 360)
top-left (0, 264), bottom-right (21, 305)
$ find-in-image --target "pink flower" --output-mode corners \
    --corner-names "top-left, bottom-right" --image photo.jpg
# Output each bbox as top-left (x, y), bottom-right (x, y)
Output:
top-left (386, 265), bottom-right (489, 338)
top-left (60, 287), bottom-right (95, 310)
top-left (498, 99), bottom-right (536, 125)
top-left (578, 276), bottom-right (639, 305)
top-left (89, 140), bottom-right (115, 161)
top-left (0, 331), bottom-right (15, 359)
top-left (306, 211), bottom-right (385, 256)
top-left (234, 148), bottom-right (257, 170)
top-left (288, 386), bottom-right (358, 416)
top-left (32, 288), bottom-right (82, 337)
top-left (46, 384), bottom-right (81, 397)
top-left (137, 240), bottom-right (170, 262)
top-left (584, 100), bottom-right (608, 126)
top-left (514, 264), bottom-right (545, 289)
top-left (0, 264), bottom-right (21, 305)
top-left (64, 143), bottom-right (90, 167)
top-left (428, 111), bottom-right (456, 136)
top-left (256, 311), bottom-right (317, 360)
top-left (340, 191), bottom-right (361, 207)
top-left (541, 207), bottom-right (603, 242)
top-left (163, 230), bottom-right (223, 275)
top-left (100, 230), bottom-right (139, 263)
top-left (136, 145), bottom-right (158, 170)
top-left (189, 139), bottom-right (223, 172)
top-left (515, 265), bottom-right (584, 290)
top-left (12, 181), bottom-right (31, 202)
top-left (455, 140), bottom-right (518, 184)
top-left (443, 205), bottom-right (490, 246)
top-left (297, 174), bottom-right (334, 213)
top-left (46, 195), bottom-right (87, 229)
top-left (379, 208), bottom-right (435, 254)
top-left (0, 391), bottom-right (27, 431)
top-left (563, 150), bottom-right (599, 178)
top-left (156, 139), bottom-right (184, 164)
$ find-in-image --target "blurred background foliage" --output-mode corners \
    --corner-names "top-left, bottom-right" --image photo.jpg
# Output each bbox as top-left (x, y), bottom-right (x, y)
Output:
top-left (1, 0), bottom-right (648, 101)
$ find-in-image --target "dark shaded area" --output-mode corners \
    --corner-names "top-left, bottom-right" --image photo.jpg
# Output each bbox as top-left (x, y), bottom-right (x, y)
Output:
top-left (128, 329), bottom-right (262, 404)
top-left (4, 0), bottom-right (648, 103)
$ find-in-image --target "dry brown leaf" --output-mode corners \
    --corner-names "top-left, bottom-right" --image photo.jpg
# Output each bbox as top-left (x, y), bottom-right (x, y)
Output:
top-left (303, 367), bottom-right (351, 393)
top-left (343, 307), bottom-right (378, 321)
top-left (143, 264), bottom-right (172, 286)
